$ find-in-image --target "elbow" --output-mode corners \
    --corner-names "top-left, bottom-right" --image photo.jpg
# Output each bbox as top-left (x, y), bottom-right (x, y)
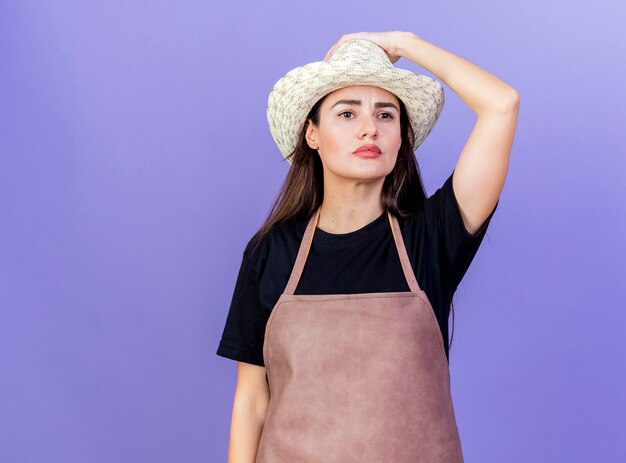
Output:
top-left (501, 89), bottom-right (520, 112)
top-left (481, 89), bottom-right (520, 115)
top-left (233, 393), bottom-right (270, 420)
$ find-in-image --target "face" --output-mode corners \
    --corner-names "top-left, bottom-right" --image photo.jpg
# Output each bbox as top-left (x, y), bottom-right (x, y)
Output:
top-left (305, 85), bottom-right (402, 182)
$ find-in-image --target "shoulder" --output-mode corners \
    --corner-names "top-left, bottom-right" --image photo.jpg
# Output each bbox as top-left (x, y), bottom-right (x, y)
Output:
top-left (394, 174), bottom-right (454, 231)
top-left (403, 171), bottom-right (496, 241)
top-left (242, 217), bottom-right (306, 277)
top-left (434, 170), bottom-right (498, 240)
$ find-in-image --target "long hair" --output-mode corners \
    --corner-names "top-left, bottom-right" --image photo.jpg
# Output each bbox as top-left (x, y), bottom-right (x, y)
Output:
top-left (246, 91), bottom-right (460, 354)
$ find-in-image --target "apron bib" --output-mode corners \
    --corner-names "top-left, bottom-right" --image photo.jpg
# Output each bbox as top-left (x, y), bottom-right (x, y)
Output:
top-left (256, 207), bottom-right (464, 462)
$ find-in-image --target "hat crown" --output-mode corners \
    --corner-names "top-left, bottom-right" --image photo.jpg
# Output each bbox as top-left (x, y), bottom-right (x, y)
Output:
top-left (327, 39), bottom-right (393, 70)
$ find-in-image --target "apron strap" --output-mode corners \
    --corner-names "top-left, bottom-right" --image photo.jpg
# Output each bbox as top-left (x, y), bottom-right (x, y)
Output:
top-left (284, 207), bottom-right (320, 295)
top-left (284, 207), bottom-right (421, 295)
top-left (387, 211), bottom-right (421, 294)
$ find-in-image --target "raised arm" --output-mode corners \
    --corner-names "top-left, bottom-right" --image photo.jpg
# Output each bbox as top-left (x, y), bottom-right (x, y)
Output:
top-left (397, 32), bottom-right (519, 235)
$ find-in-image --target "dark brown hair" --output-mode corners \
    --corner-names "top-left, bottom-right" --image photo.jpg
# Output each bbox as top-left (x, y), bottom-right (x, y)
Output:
top-left (246, 91), bottom-right (460, 354)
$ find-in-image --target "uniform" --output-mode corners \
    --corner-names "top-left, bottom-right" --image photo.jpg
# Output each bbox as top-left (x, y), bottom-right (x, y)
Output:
top-left (217, 171), bottom-right (499, 461)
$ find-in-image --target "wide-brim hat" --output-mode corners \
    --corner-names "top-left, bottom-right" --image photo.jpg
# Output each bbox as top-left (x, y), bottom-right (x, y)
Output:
top-left (266, 39), bottom-right (445, 164)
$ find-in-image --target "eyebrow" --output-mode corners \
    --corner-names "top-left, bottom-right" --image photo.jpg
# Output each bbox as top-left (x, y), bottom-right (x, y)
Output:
top-left (330, 99), bottom-right (399, 112)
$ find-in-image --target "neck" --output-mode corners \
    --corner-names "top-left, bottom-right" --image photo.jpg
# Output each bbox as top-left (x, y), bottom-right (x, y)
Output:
top-left (317, 176), bottom-right (385, 234)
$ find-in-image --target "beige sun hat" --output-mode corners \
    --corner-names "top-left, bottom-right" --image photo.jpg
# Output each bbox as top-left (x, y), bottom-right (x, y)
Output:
top-left (266, 39), bottom-right (445, 164)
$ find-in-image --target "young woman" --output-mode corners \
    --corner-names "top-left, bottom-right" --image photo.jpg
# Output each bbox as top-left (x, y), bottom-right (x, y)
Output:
top-left (217, 31), bottom-right (519, 462)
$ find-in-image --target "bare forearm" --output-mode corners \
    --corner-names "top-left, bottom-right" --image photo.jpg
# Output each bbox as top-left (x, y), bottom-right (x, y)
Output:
top-left (396, 32), bottom-right (519, 114)
top-left (227, 404), bottom-right (266, 463)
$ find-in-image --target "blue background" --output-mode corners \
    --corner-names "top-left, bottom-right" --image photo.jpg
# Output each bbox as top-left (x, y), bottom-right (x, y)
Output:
top-left (1, 1), bottom-right (624, 461)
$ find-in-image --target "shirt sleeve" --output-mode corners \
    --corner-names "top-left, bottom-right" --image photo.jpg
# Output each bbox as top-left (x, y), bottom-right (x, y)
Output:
top-left (428, 169), bottom-right (499, 293)
top-left (216, 254), bottom-right (267, 367)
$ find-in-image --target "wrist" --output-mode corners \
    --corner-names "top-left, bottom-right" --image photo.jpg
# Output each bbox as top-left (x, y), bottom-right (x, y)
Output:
top-left (396, 32), bottom-right (422, 58)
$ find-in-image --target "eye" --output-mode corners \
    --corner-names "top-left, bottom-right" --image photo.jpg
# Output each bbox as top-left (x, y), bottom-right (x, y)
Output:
top-left (338, 111), bottom-right (395, 119)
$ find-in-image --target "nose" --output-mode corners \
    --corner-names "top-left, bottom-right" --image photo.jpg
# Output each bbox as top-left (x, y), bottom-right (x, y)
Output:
top-left (359, 114), bottom-right (378, 139)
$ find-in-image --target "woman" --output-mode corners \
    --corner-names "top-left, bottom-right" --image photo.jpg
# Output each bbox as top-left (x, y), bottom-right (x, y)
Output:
top-left (217, 31), bottom-right (519, 462)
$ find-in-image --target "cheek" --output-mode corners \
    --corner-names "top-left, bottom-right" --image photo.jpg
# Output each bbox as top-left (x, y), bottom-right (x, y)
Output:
top-left (320, 127), bottom-right (348, 152)
top-left (383, 126), bottom-right (402, 149)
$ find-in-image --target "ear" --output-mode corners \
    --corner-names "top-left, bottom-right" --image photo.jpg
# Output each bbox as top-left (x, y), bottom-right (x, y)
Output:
top-left (305, 120), bottom-right (318, 150)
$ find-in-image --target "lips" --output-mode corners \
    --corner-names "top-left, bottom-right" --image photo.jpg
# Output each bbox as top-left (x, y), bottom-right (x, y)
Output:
top-left (353, 144), bottom-right (382, 154)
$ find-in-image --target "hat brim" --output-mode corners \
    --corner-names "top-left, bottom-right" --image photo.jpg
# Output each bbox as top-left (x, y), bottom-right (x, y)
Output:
top-left (267, 59), bottom-right (445, 163)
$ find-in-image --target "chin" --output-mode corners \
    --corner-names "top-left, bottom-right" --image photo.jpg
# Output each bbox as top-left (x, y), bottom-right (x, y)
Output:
top-left (340, 164), bottom-right (393, 181)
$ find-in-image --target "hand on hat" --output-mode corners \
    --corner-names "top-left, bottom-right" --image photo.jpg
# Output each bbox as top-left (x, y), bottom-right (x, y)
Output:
top-left (324, 31), bottom-right (411, 64)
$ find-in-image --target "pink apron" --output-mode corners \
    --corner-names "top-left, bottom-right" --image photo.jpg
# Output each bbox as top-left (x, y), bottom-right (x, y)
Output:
top-left (256, 207), bottom-right (464, 462)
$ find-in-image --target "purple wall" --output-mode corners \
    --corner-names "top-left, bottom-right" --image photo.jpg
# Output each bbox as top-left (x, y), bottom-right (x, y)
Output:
top-left (1, 1), bottom-right (624, 461)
